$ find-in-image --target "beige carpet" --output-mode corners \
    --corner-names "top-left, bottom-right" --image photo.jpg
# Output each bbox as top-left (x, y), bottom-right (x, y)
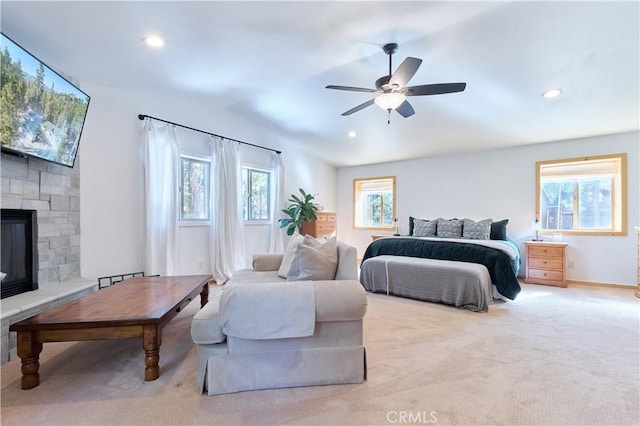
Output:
top-left (1, 283), bottom-right (638, 425)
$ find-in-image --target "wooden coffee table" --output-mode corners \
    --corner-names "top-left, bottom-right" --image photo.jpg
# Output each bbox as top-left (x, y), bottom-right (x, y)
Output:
top-left (10, 275), bottom-right (210, 390)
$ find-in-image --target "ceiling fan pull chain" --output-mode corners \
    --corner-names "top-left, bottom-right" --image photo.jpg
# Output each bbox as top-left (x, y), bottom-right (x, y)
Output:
top-left (387, 109), bottom-right (391, 125)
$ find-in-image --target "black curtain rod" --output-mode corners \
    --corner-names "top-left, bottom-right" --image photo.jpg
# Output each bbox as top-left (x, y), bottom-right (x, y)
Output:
top-left (138, 114), bottom-right (281, 154)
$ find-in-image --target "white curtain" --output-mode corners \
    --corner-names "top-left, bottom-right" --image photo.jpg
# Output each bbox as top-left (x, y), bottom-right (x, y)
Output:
top-left (268, 152), bottom-right (285, 253)
top-left (142, 119), bottom-right (179, 276)
top-left (210, 137), bottom-right (246, 283)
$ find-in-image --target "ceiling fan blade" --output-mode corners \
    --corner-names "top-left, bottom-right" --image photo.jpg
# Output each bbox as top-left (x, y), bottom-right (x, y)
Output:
top-left (389, 57), bottom-right (422, 88)
top-left (395, 100), bottom-right (415, 118)
top-left (326, 85), bottom-right (376, 93)
top-left (341, 99), bottom-right (375, 116)
top-left (404, 82), bottom-right (467, 96)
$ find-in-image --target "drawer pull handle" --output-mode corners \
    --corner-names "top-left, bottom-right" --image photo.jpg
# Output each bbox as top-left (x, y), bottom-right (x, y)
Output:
top-left (543, 273), bottom-right (547, 276)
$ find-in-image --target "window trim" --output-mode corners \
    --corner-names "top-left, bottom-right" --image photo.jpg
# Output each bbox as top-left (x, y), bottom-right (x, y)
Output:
top-left (242, 165), bottom-right (272, 223)
top-left (535, 153), bottom-right (627, 236)
top-left (179, 154), bottom-right (211, 224)
top-left (353, 175), bottom-right (396, 231)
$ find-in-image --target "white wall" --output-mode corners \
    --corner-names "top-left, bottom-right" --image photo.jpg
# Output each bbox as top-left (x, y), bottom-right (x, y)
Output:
top-left (336, 132), bottom-right (639, 286)
top-left (77, 81), bottom-right (638, 286)
top-left (79, 83), bottom-right (336, 281)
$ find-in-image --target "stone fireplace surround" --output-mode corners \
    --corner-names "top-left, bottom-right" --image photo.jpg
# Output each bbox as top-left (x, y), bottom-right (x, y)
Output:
top-left (1, 153), bottom-right (96, 362)
top-left (1, 153), bottom-right (81, 285)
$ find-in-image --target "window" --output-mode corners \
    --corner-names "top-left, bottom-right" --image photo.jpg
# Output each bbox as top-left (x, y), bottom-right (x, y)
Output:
top-left (180, 156), bottom-right (210, 221)
top-left (353, 176), bottom-right (396, 229)
top-left (242, 167), bottom-right (271, 221)
top-left (536, 153), bottom-right (627, 236)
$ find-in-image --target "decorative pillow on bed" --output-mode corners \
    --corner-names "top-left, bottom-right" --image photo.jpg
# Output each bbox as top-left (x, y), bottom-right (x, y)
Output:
top-left (462, 218), bottom-right (492, 239)
top-left (409, 216), bottom-right (426, 235)
top-left (287, 236), bottom-right (338, 281)
top-left (413, 218), bottom-right (437, 237)
top-left (436, 218), bottom-right (463, 238)
top-left (490, 219), bottom-right (509, 240)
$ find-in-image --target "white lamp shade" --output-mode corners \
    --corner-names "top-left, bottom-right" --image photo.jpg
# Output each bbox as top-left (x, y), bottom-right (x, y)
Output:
top-left (374, 92), bottom-right (406, 110)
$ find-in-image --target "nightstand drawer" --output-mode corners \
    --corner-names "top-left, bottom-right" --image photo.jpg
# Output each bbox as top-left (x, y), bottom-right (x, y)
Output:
top-left (527, 268), bottom-right (564, 282)
top-left (528, 246), bottom-right (564, 258)
top-left (528, 257), bottom-right (564, 270)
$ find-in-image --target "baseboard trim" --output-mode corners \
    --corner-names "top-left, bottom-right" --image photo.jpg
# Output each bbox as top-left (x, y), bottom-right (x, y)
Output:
top-left (566, 279), bottom-right (636, 290)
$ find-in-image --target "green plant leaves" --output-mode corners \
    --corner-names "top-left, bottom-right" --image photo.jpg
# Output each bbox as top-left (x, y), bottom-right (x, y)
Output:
top-left (278, 188), bottom-right (318, 234)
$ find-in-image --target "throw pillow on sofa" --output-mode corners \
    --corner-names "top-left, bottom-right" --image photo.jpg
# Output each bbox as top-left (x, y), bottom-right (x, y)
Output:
top-left (277, 234), bottom-right (305, 278)
top-left (287, 236), bottom-right (338, 281)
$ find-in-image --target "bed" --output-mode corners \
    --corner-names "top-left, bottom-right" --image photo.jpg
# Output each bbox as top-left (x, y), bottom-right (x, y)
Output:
top-left (359, 224), bottom-right (522, 311)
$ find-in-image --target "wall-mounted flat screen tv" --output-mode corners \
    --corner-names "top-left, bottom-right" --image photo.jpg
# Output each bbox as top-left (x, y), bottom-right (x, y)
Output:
top-left (1, 33), bottom-right (90, 168)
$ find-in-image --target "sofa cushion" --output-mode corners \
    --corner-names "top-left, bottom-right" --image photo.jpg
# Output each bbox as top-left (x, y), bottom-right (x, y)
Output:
top-left (277, 235), bottom-right (305, 278)
top-left (287, 236), bottom-right (338, 281)
top-left (230, 269), bottom-right (285, 285)
top-left (191, 290), bottom-right (225, 345)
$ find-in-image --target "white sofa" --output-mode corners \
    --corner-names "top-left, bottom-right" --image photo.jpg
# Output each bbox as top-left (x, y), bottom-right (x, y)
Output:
top-left (190, 239), bottom-right (368, 395)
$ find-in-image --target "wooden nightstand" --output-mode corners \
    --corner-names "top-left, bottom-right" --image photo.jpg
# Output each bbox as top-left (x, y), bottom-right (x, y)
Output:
top-left (523, 241), bottom-right (568, 287)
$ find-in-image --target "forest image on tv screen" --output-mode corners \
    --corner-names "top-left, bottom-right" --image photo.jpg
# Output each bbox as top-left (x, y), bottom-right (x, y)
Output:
top-left (0, 33), bottom-right (90, 167)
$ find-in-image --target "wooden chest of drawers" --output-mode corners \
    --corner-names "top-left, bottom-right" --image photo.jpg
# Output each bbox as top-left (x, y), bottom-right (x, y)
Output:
top-left (523, 241), bottom-right (568, 287)
top-left (301, 212), bottom-right (337, 238)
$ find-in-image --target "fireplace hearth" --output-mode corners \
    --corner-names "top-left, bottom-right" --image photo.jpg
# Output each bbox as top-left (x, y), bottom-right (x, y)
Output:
top-left (1, 209), bottom-right (38, 299)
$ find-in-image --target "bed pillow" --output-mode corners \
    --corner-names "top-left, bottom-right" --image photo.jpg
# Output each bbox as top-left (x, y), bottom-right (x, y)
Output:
top-left (413, 218), bottom-right (437, 237)
top-left (436, 218), bottom-right (463, 238)
top-left (462, 218), bottom-right (492, 240)
top-left (287, 236), bottom-right (338, 281)
top-left (408, 216), bottom-right (422, 235)
top-left (277, 234), bottom-right (305, 278)
top-left (490, 219), bottom-right (509, 240)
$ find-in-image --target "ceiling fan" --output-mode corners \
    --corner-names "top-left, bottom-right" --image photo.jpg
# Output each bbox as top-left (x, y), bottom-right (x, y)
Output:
top-left (326, 43), bottom-right (466, 123)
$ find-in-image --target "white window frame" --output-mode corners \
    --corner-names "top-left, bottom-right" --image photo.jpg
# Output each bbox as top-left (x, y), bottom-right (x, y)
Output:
top-left (535, 153), bottom-right (627, 236)
top-left (242, 165), bottom-right (272, 224)
top-left (179, 154), bottom-right (211, 226)
top-left (353, 176), bottom-right (396, 230)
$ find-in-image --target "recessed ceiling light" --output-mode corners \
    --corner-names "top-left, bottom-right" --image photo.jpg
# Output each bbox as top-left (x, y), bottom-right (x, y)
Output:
top-left (143, 35), bottom-right (165, 48)
top-left (542, 88), bottom-right (562, 99)
top-left (348, 131), bottom-right (357, 138)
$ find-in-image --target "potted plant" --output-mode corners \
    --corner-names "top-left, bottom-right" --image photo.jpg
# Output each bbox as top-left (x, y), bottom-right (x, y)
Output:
top-left (278, 188), bottom-right (318, 236)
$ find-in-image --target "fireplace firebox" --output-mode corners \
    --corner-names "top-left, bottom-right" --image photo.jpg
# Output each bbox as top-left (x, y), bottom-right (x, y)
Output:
top-left (1, 209), bottom-right (38, 299)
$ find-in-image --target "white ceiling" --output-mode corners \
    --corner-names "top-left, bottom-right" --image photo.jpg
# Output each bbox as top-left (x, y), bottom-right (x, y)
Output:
top-left (2, 1), bottom-right (639, 167)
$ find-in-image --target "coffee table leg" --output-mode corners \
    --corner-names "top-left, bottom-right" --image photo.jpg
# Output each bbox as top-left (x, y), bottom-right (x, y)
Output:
top-left (143, 325), bottom-right (161, 381)
top-left (200, 282), bottom-right (209, 308)
top-left (16, 331), bottom-right (43, 390)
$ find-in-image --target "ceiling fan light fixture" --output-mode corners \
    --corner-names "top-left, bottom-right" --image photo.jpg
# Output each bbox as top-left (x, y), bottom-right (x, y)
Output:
top-left (374, 92), bottom-right (406, 110)
top-left (143, 35), bottom-right (165, 48)
top-left (542, 88), bottom-right (562, 99)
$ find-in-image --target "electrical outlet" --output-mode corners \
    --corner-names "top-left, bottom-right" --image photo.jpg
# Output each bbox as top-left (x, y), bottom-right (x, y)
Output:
top-left (197, 261), bottom-right (203, 270)
top-left (568, 260), bottom-right (574, 269)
